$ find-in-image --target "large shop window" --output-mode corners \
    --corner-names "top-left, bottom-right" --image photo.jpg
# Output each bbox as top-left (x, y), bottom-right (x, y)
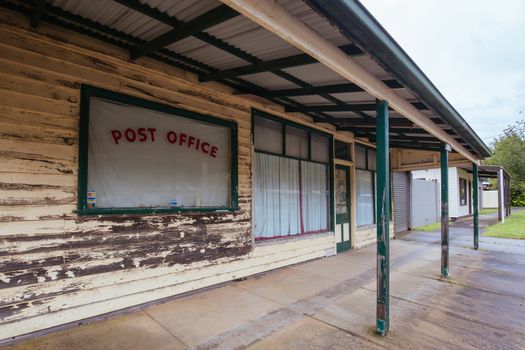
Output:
top-left (355, 145), bottom-right (376, 226)
top-left (78, 86), bottom-right (238, 214)
top-left (253, 111), bottom-right (331, 240)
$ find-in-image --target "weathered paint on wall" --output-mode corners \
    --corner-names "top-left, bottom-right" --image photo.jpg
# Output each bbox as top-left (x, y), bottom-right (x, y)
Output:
top-left (0, 8), bottom-right (343, 340)
top-left (355, 223), bottom-right (394, 249)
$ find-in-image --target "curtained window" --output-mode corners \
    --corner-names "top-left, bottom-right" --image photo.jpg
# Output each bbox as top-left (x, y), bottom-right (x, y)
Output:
top-left (355, 145), bottom-right (376, 226)
top-left (253, 112), bottom-right (330, 240)
top-left (78, 86), bottom-right (237, 214)
top-left (356, 170), bottom-right (375, 226)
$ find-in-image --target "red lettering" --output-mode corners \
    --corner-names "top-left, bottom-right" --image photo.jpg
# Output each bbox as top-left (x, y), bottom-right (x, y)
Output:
top-left (167, 131), bottom-right (177, 144)
top-left (195, 138), bottom-right (201, 150)
top-left (210, 146), bottom-right (218, 158)
top-left (138, 128), bottom-right (147, 142)
top-left (201, 142), bottom-right (210, 154)
top-left (148, 128), bottom-right (156, 142)
top-left (188, 136), bottom-right (195, 148)
top-left (179, 133), bottom-right (187, 146)
top-left (111, 130), bottom-right (122, 145)
top-left (125, 128), bottom-right (136, 142)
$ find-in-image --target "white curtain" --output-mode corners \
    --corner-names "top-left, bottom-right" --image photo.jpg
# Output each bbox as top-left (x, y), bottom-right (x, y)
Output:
top-left (301, 161), bottom-right (328, 233)
top-left (357, 169), bottom-right (375, 226)
top-left (87, 98), bottom-right (231, 208)
top-left (253, 153), bottom-right (300, 238)
top-left (254, 153), bottom-right (329, 238)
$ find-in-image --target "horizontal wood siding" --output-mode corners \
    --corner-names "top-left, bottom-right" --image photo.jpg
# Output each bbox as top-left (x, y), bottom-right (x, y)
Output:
top-left (0, 8), bottom-right (336, 340)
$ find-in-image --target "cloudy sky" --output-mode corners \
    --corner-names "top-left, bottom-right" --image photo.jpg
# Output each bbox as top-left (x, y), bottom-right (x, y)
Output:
top-left (360, 0), bottom-right (525, 147)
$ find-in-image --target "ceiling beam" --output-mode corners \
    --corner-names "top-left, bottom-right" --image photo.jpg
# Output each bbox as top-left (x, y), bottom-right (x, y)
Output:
top-left (130, 5), bottom-right (239, 60)
top-left (266, 79), bottom-right (402, 97)
top-left (220, 0), bottom-right (478, 163)
top-left (30, 0), bottom-right (46, 28)
top-left (199, 43), bottom-right (362, 82)
top-left (286, 101), bottom-right (427, 113)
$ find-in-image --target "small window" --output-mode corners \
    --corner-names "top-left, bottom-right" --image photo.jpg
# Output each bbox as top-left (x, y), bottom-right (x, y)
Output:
top-left (459, 178), bottom-right (467, 206)
top-left (254, 116), bottom-right (283, 154)
top-left (355, 144), bottom-right (367, 169)
top-left (311, 133), bottom-right (329, 163)
top-left (285, 125), bottom-right (308, 159)
top-left (357, 169), bottom-right (375, 226)
top-left (368, 149), bottom-right (377, 171)
top-left (78, 86), bottom-right (238, 214)
top-left (335, 140), bottom-right (351, 161)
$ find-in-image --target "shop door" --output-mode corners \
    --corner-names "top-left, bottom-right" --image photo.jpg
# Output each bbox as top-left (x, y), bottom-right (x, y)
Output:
top-left (336, 165), bottom-right (351, 252)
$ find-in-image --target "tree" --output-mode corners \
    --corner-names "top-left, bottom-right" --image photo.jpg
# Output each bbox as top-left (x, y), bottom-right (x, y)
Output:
top-left (486, 118), bottom-right (525, 206)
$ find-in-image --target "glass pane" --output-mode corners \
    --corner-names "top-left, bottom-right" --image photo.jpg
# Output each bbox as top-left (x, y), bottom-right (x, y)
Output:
top-left (254, 116), bottom-right (283, 154)
top-left (336, 168), bottom-right (348, 214)
top-left (355, 144), bottom-right (367, 169)
top-left (253, 153), bottom-right (301, 238)
top-left (357, 170), bottom-right (374, 226)
top-left (368, 149), bottom-right (377, 171)
top-left (311, 133), bottom-right (329, 163)
top-left (285, 125), bottom-right (308, 159)
top-left (301, 161), bottom-right (329, 232)
top-left (335, 140), bottom-right (350, 160)
top-left (87, 98), bottom-right (231, 209)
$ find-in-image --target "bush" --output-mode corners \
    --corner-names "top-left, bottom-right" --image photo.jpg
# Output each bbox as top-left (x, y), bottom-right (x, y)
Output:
top-left (511, 182), bottom-right (525, 206)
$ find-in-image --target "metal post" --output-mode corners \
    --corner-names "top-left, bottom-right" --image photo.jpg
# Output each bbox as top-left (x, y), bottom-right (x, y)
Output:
top-left (473, 163), bottom-right (479, 250)
top-left (440, 144), bottom-right (450, 277)
top-left (375, 99), bottom-right (390, 336)
top-left (498, 168), bottom-right (505, 223)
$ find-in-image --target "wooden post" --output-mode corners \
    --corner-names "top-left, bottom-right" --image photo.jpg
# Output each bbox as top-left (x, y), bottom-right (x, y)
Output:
top-left (473, 163), bottom-right (479, 250)
top-left (440, 144), bottom-right (450, 277)
top-left (376, 99), bottom-right (390, 336)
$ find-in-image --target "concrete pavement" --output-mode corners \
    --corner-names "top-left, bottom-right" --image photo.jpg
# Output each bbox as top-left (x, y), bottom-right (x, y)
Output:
top-left (3, 212), bottom-right (525, 349)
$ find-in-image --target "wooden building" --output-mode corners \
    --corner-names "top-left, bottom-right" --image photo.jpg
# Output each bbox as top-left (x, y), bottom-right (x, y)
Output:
top-left (0, 0), bottom-right (491, 340)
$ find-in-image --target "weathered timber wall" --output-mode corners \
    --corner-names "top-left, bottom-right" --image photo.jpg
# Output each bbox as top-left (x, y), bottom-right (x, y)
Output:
top-left (0, 8), bottom-right (337, 340)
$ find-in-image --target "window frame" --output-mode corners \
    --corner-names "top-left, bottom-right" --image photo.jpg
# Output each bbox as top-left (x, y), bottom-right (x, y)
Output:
top-left (251, 109), bottom-right (335, 238)
top-left (77, 85), bottom-right (239, 215)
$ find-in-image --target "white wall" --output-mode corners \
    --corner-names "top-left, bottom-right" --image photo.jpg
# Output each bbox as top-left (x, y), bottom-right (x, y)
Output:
top-left (411, 167), bottom-right (473, 219)
top-left (483, 190), bottom-right (499, 208)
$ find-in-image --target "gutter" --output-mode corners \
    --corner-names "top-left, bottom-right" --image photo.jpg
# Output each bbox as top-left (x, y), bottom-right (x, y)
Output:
top-left (306, 0), bottom-right (491, 158)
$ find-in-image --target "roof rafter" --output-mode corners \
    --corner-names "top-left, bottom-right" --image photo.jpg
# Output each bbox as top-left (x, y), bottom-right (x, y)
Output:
top-left (286, 102), bottom-right (427, 113)
top-left (30, 0), bottom-right (46, 28)
top-left (129, 5), bottom-right (239, 60)
top-left (266, 79), bottom-right (402, 97)
top-left (199, 44), bottom-right (363, 82)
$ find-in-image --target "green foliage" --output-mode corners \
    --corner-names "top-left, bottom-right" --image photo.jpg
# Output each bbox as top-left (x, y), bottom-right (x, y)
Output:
top-left (510, 182), bottom-right (525, 206)
top-left (486, 119), bottom-right (525, 205)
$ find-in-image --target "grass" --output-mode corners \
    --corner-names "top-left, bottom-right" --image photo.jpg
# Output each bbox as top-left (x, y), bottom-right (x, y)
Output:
top-left (413, 222), bottom-right (441, 232)
top-left (479, 208), bottom-right (497, 215)
top-left (484, 209), bottom-right (525, 239)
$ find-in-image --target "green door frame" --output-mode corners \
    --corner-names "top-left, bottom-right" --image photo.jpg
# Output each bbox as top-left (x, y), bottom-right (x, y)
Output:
top-left (335, 164), bottom-right (351, 252)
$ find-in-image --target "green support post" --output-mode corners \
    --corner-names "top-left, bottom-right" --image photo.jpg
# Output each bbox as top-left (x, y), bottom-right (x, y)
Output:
top-left (440, 144), bottom-right (450, 277)
top-left (473, 163), bottom-right (479, 250)
top-left (376, 99), bottom-right (390, 336)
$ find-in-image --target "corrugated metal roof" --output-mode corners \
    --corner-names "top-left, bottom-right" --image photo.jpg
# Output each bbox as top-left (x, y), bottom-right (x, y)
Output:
top-left (50, 0), bottom-right (171, 41)
top-left (3, 0), bottom-right (470, 152)
top-left (142, 0), bottom-right (219, 22)
top-left (240, 72), bottom-right (299, 90)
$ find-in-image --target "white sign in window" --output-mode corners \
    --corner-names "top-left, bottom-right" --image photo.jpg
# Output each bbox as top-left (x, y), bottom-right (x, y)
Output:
top-left (84, 96), bottom-right (235, 211)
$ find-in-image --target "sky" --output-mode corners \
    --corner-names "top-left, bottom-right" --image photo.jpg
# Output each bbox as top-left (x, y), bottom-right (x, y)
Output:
top-left (360, 0), bottom-right (525, 147)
